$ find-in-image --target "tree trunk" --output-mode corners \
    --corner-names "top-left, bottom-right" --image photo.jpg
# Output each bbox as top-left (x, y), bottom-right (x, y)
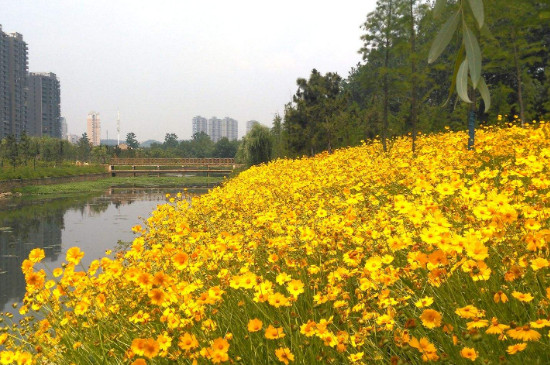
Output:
top-left (468, 88), bottom-right (477, 150)
top-left (512, 38), bottom-right (525, 127)
top-left (382, 0), bottom-right (392, 153)
top-left (409, 0), bottom-right (418, 153)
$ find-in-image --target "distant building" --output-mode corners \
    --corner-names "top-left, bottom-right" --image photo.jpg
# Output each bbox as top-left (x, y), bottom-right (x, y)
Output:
top-left (60, 117), bottom-right (67, 140)
top-left (87, 112), bottom-right (101, 146)
top-left (0, 27), bottom-right (28, 139)
top-left (207, 117), bottom-right (221, 142)
top-left (221, 117), bottom-right (238, 141)
top-left (27, 72), bottom-right (61, 138)
top-left (192, 116), bottom-right (207, 136)
top-left (246, 120), bottom-right (260, 135)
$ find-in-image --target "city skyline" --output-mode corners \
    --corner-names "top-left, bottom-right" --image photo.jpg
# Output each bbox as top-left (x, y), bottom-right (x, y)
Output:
top-left (1, 1), bottom-right (377, 142)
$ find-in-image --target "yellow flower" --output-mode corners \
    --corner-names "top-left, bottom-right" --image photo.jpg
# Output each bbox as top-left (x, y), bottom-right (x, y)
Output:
top-left (66, 247), bottom-right (85, 265)
top-left (512, 291), bottom-right (534, 302)
top-left (178, 333), bottom-right (199, 351)
top-left (415, 296), bottom-right (434, 308)
top-left (265, 325), bottom-right (285, 340)
top-left (287, 279), bottom-right (305, 297)
top-left (420, 309), bottom-right (442, 329)
top-left (506, 343), bottom-right (527, 354)
top-left (460, 347), bottom-right (478, 361)
top-left (28, 248), bottom-right (45, 263)
top-left (275, 347), bottom-right (295, 364)
top-left (247, 318), bottom-right (263, 332)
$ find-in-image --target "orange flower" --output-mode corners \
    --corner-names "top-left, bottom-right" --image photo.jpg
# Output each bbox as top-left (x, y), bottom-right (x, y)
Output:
top-left (275, 347), bottom-right (295, 364)
top-left (248, 318), bottom-right (263, 332)
top-left (172, 251), bottom-right (189, 270)
top-left (506, 343), bottom-right (527, 354)
top-left (66, 247), bottom-right (85, 265)
top-left (178, 333), bottom-right (199, 351)
top-left (265, 325), bottom-right (285, 339)
top-left (148, 288), bottom-right (167, 306)
top-left (131, 359), bottom-right (147, 365)
top-left (460, 347), bottom-right (478, 361)
top-left (493, 291), bottom-right (508, 303)
top-left (420, 309), bottom-right (442, 329)
top-left (211, 337), bottom-right (230, 354)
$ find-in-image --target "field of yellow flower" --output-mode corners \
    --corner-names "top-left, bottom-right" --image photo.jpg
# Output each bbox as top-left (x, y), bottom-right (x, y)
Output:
top-left (1, 123), bottom-right (550, 364)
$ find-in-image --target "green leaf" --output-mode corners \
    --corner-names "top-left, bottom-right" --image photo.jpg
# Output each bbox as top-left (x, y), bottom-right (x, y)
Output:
top-left (444, 45), bottom-right (465, 106)
top-left (468, 0), bottom-right (484, 28)
top-left (428, 11), bottom-right (460, 64)
top-left (478, 76), bottom-right (491, 112)
top-left (540, 11), bottom-right (550, 19)
top-left (464, 25), bottom-right (482, 88)
top-left (457, 59), bottom-right (472, 103)
top-left (434, 0), bottom-right (446, 19)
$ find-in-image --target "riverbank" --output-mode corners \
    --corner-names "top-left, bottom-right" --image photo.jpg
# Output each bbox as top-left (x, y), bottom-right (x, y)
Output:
top-left (13, 175), bottom-right (225, 196)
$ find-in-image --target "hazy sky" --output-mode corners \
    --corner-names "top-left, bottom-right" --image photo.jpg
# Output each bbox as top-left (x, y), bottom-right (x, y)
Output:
top-left (2, 0), bottom-right (377, 142)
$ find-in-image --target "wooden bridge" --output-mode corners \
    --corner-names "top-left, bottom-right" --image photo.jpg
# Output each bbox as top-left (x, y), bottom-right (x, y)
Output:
top-left (108, 158), bottom-right (242, 177)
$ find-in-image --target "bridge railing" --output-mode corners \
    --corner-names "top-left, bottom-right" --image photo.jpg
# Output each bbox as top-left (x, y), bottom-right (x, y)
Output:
top-left (109, 158), bottom-right (237, 166)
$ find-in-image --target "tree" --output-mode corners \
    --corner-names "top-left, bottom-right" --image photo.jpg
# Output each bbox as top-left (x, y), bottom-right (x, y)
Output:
top-left (188, 132), bottom-right (214, 158)
top-left (5, 135), bottom-right (18, 168)
top-left (163, 133), bottom-right (179, 149)
top-left (283, 69), bottom-right (345, 156)
top-left (77, 133), bottom-right (92, 161)
top-left (361, 0), bottom-right (401, 152)
top-left (239, 124), bottom-right (273, 166)
top-left (126, 132), bottom-right (139, 149)
top-left (271, 114), bottom-right (283, 158)
top-left (213, 137), bottom-right (238, 158)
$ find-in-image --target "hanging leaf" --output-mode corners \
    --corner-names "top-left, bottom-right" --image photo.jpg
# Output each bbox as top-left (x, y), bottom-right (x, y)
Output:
top-left (434, 0), bottom-right (447, 19)
top-left (444, 45), bottom-right (465, 106)
top-left (464, 25), bottom-right (482, 88)
top-left (467, 0), bottom-right (484, 28)
top-left (456, 59), bottom-right (472, 103)
top-left (478, 77), bottom-right (491, 112)
top-left (428, 11), bottom-right (460, 63)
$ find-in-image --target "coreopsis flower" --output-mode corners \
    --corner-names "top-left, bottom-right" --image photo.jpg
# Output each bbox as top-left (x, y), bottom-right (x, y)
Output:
top-left (178, 333), bottom-right (199, 351)
top-left (287, 279), bottom-right (305, 298)
top-left (512, 291), bottom-right (534, 302)
top-left (28, 248), bottom-right (45, 263)
top-left (265, 325), bottom-right (285, 339)
top-left (485, 318), bottom-right (509, 335)
top-left (275, 347), bottom-right (295, 364)
top-left (66, 247), bottom-right (85, 265)
top-left (460, 347), bottom-right (478, 361)
top-left (130, 359), bottom-right (147, 365)
top-left (507, 326), bottom-right (541, 341)
top-left (415, 296), bottom-right (434, 308)
top-left (493, 291), bottom-right (508, 303)
top-left (506, 343), bottom-right (527, 354)
top-left (247, 318), bottom-right (263, 332)
top-left (455, 305), bottom-right (483, 319)
top-left (420, 309), bottom-right (442, 329)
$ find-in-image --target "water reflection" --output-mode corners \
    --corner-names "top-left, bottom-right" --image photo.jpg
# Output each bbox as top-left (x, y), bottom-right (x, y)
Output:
top-left (0, 188), bottom-right (201, 315)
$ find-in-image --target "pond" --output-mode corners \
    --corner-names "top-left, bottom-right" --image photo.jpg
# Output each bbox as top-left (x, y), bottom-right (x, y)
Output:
top-left (0, 187), bottom-right (201, 318)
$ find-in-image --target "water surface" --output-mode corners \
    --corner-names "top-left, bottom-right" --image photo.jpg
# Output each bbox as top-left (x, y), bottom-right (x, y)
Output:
top-left (0, 187), bottom-right (195, 316)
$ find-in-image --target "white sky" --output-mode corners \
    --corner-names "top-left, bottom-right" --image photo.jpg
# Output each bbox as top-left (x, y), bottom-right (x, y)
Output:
top-left (1, 0), bottom-right (377, 142)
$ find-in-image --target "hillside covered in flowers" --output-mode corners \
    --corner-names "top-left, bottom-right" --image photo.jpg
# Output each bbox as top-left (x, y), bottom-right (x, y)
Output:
top-left (2, 123), bottom-right (550, 364)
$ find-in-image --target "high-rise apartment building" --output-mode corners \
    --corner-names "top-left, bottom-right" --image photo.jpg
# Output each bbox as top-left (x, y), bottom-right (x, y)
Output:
top-left (192, 116), bottom-right (207, 136)
top-left (0, 26), bottom-right (28, 139)
top-left (87, 112), bottom-right (101, 146)
top-left (221, 117), bottom-right (238, 141)
top-left (207, 117), bottom-right (222, 142)
top-left (27, 72), bottom-right (61, 138)
top-left (0, 26), bottom-right (9, 138)
top-left (60, 117), bottom-right (67, 140)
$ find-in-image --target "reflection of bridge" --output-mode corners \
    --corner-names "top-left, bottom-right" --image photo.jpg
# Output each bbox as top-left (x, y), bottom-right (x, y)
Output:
top-left (108, 158), bottom-right (243, 177)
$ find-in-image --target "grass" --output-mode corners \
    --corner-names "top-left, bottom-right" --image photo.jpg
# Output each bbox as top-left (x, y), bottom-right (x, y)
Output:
top-left (0, 163), bottom-right (106, 181)
top-left (14, 175), bottom-right (226, 196)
